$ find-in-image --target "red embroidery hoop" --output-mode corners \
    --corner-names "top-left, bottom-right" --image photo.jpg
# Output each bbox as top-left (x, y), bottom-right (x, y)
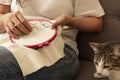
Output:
top-left (10, 19), bottom-right (57, 49)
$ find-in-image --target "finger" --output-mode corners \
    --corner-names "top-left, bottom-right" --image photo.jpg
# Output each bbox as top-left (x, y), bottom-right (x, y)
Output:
top-left (7, 20), bottom-right (22, 35)
top-left (10, 15), bottom-right (30, 35)
top-left (16, 11), bottom-right (32, 32)
top-left (5, 25), bottom-right (19, 39)
top-left (52, 15), bottom-right (68, 29)
top-left (51, 21), bottom-right (61, 29)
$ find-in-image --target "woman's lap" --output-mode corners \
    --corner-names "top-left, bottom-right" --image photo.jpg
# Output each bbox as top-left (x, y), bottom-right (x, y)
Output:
top-left (26, 44), bottom-right (80, 80)
top-left (0, 46), bottom-right (24, 80)
top-left (0, 44), bottom-right (80, 80)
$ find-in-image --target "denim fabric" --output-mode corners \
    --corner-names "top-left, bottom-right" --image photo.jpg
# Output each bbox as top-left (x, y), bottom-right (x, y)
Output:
top-left (0, 46), bottom-right (24, 80)
top-left (0, 44), bottom-right (80, 80)
top-left (26, 44), bottom-right (80, 80)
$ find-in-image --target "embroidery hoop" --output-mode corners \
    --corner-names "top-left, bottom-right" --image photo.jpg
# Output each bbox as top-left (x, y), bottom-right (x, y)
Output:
top-left (10, 19), bottom-right (57, 49)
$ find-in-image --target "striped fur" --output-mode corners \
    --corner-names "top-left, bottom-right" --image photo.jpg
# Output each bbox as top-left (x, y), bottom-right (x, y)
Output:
top-left (90, 41), bottom-right (120, 80)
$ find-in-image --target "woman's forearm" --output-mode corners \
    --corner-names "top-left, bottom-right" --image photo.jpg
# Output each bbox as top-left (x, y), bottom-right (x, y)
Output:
top-left (67, 16), bottom-right (103, 32)
top-left (0, 14), bottom-right (5, 33)
top-left (0, 5), bottom-right (11, 33)
top-left (52, 15), bottom-right (103, 32)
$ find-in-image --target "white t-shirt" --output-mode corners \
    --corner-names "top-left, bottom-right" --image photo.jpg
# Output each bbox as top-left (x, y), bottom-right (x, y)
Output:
top-left (0, 0), bottom-right (105, 54)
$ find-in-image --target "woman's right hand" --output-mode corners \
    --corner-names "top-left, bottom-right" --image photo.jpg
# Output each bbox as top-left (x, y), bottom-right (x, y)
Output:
top-left (1, 11), bottom-right (32, 38)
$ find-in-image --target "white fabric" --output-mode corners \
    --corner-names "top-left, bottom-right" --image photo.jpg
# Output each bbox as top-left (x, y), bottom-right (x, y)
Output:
top-left (0, 26), bottom-right (64, 76)
top-left (74, 0), bottom-right (105, 17)
top-left (0, 0), bottom-right (11, 5)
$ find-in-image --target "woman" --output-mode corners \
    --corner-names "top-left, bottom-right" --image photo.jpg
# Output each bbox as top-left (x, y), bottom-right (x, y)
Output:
top-left (0, 0), bottom-right (105, 80)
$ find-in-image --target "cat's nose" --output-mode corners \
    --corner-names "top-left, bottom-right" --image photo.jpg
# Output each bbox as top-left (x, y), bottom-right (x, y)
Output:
top-left (97, 72), bottom-right (102, 75)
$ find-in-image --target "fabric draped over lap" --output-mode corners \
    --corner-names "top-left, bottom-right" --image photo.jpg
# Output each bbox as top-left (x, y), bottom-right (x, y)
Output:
top-left (0, 27), bottom-right (65, 76)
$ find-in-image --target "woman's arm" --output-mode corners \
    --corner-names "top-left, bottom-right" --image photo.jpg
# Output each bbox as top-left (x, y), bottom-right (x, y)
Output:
top-left (52, 15), bottom-right (103, 32)
top-left (0, 5), bottom-right (11, 32)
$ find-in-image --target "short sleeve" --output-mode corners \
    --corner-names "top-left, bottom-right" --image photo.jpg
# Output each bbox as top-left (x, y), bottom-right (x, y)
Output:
top-left (0, 0), bottom-right (12, 5)
top-left (74, 0), bottom-right (105, 17)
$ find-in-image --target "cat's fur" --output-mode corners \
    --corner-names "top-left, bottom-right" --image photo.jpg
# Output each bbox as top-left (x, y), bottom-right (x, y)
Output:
top-left (90, 41), bottom-right (120, 80)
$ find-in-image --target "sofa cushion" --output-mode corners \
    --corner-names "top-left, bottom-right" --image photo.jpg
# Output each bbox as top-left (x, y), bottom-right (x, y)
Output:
top-left (76, 61), bottom-right (109, 80)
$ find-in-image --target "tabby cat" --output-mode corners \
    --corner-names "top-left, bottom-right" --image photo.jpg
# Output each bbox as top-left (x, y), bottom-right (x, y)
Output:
top-left (90, 41), bottom-right (120, 80)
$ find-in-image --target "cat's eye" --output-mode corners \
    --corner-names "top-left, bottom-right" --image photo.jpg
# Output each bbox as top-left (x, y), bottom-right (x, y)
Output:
top-left (103, 65), bottom-right (110, 69)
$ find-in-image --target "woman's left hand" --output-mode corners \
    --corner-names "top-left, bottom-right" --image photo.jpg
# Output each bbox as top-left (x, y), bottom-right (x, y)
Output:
top-left (51, 15), bottom-right (70, 29)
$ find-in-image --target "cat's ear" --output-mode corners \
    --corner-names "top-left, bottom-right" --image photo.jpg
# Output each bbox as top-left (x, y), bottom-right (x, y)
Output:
top-left (89, 42), bottom-right (104, 54)
top-left (112, 45), bottom-right (120, 59)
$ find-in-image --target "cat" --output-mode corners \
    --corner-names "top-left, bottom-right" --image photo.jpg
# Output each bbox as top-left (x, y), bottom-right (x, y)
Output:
top-left (90, 41), bottom-right (120, 80)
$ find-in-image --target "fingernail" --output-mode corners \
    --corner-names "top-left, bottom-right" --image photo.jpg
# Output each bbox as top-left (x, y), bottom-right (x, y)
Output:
top-left (51, 20), bottom-right (56, 23)
top-left (15, 36), bottom-right (20, 39)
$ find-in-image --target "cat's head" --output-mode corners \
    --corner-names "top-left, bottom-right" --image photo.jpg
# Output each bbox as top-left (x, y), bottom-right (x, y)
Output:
top-left (90, 41), bottom-right (120, 77)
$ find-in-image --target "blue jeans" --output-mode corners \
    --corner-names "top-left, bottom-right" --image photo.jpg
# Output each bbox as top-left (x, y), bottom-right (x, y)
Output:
top-left (0, 44), bottom-right (80, 80)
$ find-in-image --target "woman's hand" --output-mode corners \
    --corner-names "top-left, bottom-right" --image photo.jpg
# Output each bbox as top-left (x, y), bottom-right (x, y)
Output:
top-left (1, 11), bottom-right (32, 38)
top-left (52, 15), bottom-right (70, 29)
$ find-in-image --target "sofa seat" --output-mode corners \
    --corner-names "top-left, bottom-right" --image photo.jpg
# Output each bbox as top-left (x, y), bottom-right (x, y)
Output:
top-left (76, 61), bottom-right (109, 80)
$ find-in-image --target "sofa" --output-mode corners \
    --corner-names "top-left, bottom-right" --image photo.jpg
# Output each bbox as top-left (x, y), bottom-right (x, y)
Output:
top-left (75, 0), bottom-right (120, 80)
